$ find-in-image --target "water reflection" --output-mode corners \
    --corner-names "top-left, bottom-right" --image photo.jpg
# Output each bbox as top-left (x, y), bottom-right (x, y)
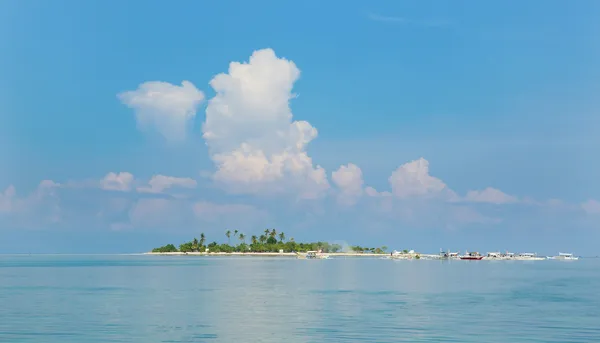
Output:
top-left (0, 256), bottom-right (599, 342)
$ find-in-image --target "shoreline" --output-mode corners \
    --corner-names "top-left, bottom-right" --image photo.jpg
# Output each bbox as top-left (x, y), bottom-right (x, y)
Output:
top-left (144, 252), bottom-right (387, 257)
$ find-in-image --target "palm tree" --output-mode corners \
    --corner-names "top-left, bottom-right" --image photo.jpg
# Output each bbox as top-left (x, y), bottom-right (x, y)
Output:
top-left (200, 233), bottom-right (206, 248)
top-left (251, 235), bottom-right (258, 245)
top-left (290, 237), bottom-right (295, 242)
top-left (225, 230), bottom-right (231, 245)
top-left (278, 232), bottom-right (285, 243)
top-left (234, 230), bottom-right (238, 238)
top-left (239, 233), bottom-right (246, 244)
top-left (259, 235), bottom-right (267, 244)
top-left (192, 238), bottom-right (199, 251)
top-left (270, 229), bottom-right (277, 238)
top-left (264, 229), bottom-right (270, 236)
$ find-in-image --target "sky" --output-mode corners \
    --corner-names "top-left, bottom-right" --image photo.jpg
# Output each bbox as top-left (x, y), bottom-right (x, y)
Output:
top-left (1, 0), bottom-right (600, 254)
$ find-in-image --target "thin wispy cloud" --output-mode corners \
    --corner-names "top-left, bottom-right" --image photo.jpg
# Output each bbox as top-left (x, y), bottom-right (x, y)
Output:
top-left (368, 13), bottom-right (452, 28)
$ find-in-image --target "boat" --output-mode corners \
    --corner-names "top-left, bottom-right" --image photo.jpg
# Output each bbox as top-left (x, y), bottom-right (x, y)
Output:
top-left (484, 251), bottom-right (523, 260)
top-left (548, 252), bottom-right (579, 260)
top-left (460, 251), bottom-right (483, 260)
top-left (439, 250), bottom-right (460, 260)
top-left (515, 253), bottom-right (545, 261)
top-left (296, 250), bottom-right (329, 259)
top-left (420, 254), bottom-right (442, 260)
top-left (485, 252), bottom-right (502, 260)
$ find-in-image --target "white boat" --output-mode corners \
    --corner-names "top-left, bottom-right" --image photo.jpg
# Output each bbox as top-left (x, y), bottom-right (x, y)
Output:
top-left (296, 250), bottom-right (329, 259)
top-left (515, 252), bottom-right (545, 261)
top-left (484, 251), bottom-right (516, 260)
top-left (420, 254), bottom-right (443, 260)
top-left (438, 250), bottom-right (460, 260)
top-left (484, 252), bottom-right (502, 260)
top-left (548, 252), bottom-right (579, 260)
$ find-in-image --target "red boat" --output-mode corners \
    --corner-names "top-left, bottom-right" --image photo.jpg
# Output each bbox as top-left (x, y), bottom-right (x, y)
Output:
top-left (460, 251), bottom-right (483, 260)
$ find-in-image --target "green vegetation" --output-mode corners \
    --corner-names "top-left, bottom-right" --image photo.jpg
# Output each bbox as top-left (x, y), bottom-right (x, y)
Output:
top-left (151, 229), bottom-right (388, 254)
top-left (151, 244), bottom-right (178, 253)
top-left (351, 245), bottom-right (388, 254)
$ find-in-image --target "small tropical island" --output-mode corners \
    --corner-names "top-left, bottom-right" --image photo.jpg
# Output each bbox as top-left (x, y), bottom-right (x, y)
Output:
top-left (149, 229), bottom-right (389, 256)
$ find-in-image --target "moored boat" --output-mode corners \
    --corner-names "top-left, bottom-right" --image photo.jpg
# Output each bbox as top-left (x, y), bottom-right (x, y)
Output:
top-left (448, 252), bottom-right (460, 259)
top-left (485, 252), bottom-right (502, 260)
top-left (439, 250), bottom-right (460, 260)
top-left (515, 252), bottom-right (545, 261)
top-left (296, 250), bottom-right (329, 259)
top-left (548, 252), bottom-right (579, 260)
top-left (460, 251), bottom-right (483, 260)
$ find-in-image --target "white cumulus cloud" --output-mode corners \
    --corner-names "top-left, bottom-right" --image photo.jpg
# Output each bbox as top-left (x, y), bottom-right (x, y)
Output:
top-left (202, 48), bottom-right (329, 199)
top-left (332, 163), bottom-right (364, 206)
top-left (118, 80), bottom-right (205, 141)
top-left (137, 175), bottom-right (197, 194)
top-left (364, 186), bottom-right (392, 197)
top-left (464, 187), bottom-right (517, 204)
top-left (100, 172), bottom-right (134, 192)
top-left (388, 158), bottom-right (455, 199)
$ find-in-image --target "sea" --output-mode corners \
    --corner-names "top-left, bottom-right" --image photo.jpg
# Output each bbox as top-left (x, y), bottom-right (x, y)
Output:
top-left (0, 255), bottom-right (599, 343)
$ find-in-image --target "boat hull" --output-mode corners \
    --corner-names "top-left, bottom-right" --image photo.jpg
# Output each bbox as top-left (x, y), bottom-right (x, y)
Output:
top-left (460, 256), bottom-right (483, 260)
top-left (296, 252), bottom-right (329, 259)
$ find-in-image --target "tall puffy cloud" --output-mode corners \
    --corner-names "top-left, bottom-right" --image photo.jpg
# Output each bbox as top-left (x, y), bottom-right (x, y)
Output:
top-left (100, 172), bottom-right (134, 192)
top-left (118, 81), bottom-right (205, 141)
top-left (388, 158), bottom-right (455, 199)
top-left (464, 187), bottom-right (517, 204)
top-left (332, 163), bottom-right (364, 206)
top-left (202, 48), bottom-right (329, 199)
top-left (137, 175), bottom-right (197, 194)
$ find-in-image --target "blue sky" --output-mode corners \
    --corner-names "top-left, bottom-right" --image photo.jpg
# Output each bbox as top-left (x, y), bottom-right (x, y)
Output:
top-left (1, 0), bottom-right (600, 254)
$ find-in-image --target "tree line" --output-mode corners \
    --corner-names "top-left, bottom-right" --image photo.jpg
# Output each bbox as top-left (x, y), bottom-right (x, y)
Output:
top-left (151, 229), bottom-right (388, 254)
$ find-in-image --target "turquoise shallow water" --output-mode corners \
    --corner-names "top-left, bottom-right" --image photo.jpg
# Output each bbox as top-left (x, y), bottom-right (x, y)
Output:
top-left (0, 255), bottom-right (599, 342)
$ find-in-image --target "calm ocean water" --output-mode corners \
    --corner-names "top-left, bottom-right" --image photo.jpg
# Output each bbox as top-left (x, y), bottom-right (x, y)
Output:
top-left (0, 255), bottom-right (599, 342)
